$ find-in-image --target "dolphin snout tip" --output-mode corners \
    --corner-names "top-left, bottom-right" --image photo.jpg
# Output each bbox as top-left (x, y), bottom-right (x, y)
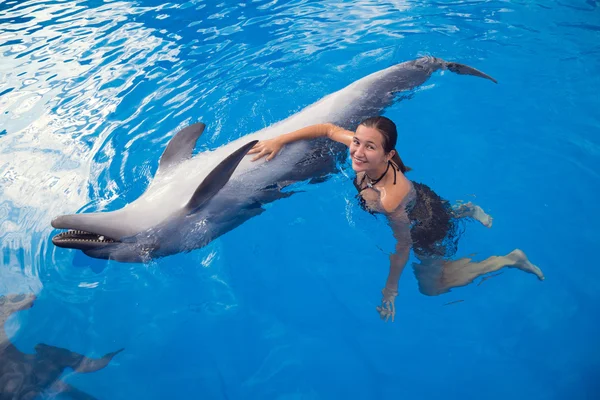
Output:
top-left (51, 215), bottom-right (64, 229)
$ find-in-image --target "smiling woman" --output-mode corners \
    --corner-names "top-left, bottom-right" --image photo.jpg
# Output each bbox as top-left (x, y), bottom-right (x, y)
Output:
top-left (249, 116), bottom-right (545, 321)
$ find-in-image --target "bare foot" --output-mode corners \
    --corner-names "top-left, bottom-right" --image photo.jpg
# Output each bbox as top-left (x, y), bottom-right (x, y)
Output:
top-left (470, 203), bottom-right (493, 228)
top-left (508, 249), bottom-right (545, 281)
top-left (453, 202), bottom-right (493, 228)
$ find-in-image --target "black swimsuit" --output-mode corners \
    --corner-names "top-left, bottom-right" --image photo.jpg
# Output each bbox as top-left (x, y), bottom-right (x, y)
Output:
top-left (353, 164), bottom-right (460, 258)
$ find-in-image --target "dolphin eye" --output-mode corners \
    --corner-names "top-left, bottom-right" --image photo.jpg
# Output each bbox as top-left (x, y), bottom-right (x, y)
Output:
top-left (11, 294), bottom-right (25, 303)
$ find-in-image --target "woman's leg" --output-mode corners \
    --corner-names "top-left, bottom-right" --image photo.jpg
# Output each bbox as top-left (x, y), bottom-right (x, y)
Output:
top-left (413, 249), bottom-right (544, 296)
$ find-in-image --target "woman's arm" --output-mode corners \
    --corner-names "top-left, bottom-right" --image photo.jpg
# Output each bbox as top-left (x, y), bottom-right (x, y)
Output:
top-left (376, 217), bottom-right (412, 322)
top-left (248, 123), bottom-right (353, 161)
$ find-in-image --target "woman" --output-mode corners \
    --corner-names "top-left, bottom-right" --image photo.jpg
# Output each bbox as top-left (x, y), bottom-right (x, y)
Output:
top-left (248, 116), bottom-right (544, 322)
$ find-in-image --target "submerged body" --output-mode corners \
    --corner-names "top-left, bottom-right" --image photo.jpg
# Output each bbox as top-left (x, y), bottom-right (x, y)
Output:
top-left (52, 56), bottom-right (497, 262)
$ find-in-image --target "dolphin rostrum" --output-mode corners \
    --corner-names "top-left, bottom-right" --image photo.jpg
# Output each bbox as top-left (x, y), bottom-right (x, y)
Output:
top-left (51, 56), bottom-right (496, 262)
top-left (0, 294), bottom-right (123, 399)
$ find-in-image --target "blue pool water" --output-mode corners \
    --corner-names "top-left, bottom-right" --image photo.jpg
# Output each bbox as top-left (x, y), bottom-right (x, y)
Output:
top-left (1, 0), bottom-right (599, 398)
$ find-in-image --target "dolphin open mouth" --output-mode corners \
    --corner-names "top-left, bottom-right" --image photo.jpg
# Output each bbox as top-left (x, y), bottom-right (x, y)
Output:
top-left (52, 229), bottom-right (120, 249)
top-left (51, 213), bottom-right (126, 251)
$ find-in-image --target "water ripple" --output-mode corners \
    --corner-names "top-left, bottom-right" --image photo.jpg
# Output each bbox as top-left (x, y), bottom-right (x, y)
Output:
top-left (0, 0), bottom-right (182, 293)
top-left (0, 1), bottom-right (599, 396)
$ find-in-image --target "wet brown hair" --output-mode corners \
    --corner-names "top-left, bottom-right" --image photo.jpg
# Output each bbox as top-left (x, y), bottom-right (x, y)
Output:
top-left (358, 116), bottom-right (411, 173)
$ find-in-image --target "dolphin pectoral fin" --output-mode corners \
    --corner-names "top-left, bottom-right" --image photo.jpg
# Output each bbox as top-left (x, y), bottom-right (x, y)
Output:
top-left (158, 122), bottom-right (206, 173)
top-left (445, 62), bottom-right (498, 84)
top-left (49, 380), bottom-right (98, 400)
top-left (186, 140), bottom-right (259, 214)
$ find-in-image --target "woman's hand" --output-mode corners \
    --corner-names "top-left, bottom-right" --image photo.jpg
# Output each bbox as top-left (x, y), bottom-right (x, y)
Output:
top-left (376, 287), bottom-right (398, 322)
top-left (247, 138), bottom-right (284, 161)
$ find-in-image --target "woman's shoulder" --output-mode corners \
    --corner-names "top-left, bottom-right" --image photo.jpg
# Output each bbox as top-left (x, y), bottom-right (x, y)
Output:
top-left (381, 175), bottom-right (414, 214)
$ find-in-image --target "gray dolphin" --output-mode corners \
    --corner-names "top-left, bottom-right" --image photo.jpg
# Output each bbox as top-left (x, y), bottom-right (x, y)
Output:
top-left (51, 56), bottom-right (496, 263)
top-left (0, 294), bottom-right (123, 400)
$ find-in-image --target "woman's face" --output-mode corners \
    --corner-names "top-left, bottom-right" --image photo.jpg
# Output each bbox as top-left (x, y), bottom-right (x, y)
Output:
top-left (349, 125), bottom-right (389, 173)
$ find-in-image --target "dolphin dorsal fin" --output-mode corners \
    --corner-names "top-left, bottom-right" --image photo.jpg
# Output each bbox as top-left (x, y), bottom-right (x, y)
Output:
top-left (158, 123), bottom-right (206, 174)
top-left (185, 140), bottom-right (258, 214)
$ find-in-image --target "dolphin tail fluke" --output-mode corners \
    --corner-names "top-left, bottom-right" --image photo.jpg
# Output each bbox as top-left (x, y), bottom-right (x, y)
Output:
top-left (34, 344), bottom-right (124, 373)
top-left (186, 140), bottom-right (259, 214)
top-left (445, 61), bottom-right (498, 84)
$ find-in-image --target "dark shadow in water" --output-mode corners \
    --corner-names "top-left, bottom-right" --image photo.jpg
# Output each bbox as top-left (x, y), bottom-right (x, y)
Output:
top-left (1, 294), bottom-right (122, 400)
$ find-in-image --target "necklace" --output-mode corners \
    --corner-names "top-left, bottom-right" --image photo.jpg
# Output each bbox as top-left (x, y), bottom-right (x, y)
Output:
top-left (365, 161), bottom-right (391, 188)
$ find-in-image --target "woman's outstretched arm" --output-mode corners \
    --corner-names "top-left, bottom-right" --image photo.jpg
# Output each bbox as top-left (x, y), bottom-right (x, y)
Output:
top-left (248, 123), bottom-right (353, 161)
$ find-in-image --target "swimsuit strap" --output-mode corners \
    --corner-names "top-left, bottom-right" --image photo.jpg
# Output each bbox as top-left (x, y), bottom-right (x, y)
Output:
top-left (354, 173), bottom-right (367, 192)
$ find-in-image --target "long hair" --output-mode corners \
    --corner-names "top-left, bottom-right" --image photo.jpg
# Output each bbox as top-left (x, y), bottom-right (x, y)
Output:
top-left (358, 116), bottom-right (411, 173)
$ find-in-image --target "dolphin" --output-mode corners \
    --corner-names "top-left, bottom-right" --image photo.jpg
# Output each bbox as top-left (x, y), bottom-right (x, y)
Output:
top-left (51, 56), bottom-right (496, 263)
top-left (0, 294), bottom-right (123, 400)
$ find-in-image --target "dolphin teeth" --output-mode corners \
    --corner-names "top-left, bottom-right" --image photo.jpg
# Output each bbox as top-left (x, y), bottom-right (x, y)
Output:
top-left (54, 229), bottom-right (118, 244)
